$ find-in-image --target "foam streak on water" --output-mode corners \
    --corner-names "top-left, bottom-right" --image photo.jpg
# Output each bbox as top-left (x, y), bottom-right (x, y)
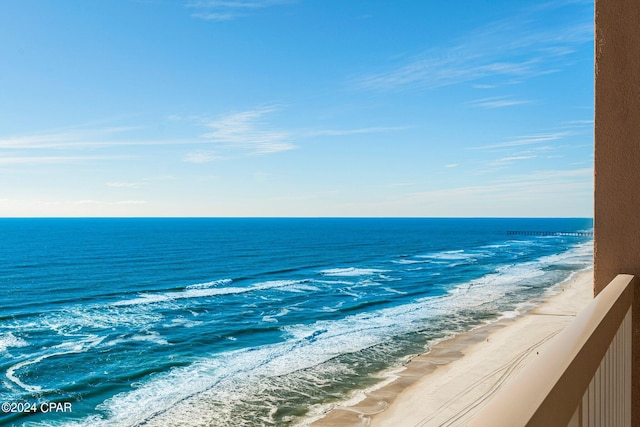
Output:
top-left (0, 218), bottom-right (593, 426)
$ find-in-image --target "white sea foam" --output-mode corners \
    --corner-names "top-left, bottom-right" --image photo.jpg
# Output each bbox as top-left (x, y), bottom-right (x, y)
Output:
top-left (102, 333), bottom-right (168, 347)
top-left (394, 248), bottom-right (492, 266)
top-left (537, 240), bottom-right (593, 266)
top-left (6, 359), bottom-right (44, 393)
top-left (5, 335), bottom-right (105, 393)
top-left (163, 317), bottom-right (203, 328)
top-left (319, 267), bottom-right (389, 277)
top-left (113, 293), bottom-right (174, 306)
top-left (391, 258), bottom-right (428, 265)
top-left (261, 308), bottom-right (292, 323)
top-left (185, 278), bottom-right (233, 290)
top-left (320, 301), bottom-right (344, 312)
top-left (112, 280), bottom-right (308, 307)
top-left (313, 279), bottom-right (354, 286)
top-left (480, 243), bottom-right (511, 249)
top-left (0, 333), bottom-right (28, 353)
top-left (131, 332), bottom-right (169, 345)
top-left (283, 283), bottom-right (320, 293)
top-left (444, 241), bottom-right (592, 313)
top-left (338, 289), bottom-right (362, 298)
top-left (382, 287), bottom-right (407, 295)
top-left (417, 249), bottom-right (482, 262)
top-left (39, 305), bottom-right (163, 337)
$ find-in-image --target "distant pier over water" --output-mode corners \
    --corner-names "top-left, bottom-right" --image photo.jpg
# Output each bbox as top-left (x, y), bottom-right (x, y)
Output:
top-left (507, 230), bottom-right (593, 237)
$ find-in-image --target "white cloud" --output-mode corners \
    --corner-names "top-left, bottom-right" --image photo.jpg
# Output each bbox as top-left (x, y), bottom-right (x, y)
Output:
top-left (0, 126), bottom-right (199, 151)
top-left (305, 126), bottom-right (407, 137)
top-left (187, 0), bottom-right (295, 21)
top-left (183, 150), bottom-right (221, 163)
top-left (471, 132), bottom-right (571, 150)
top-left (558, 119), bottom-right (594, 131)
top-left (563, 119), bottom-right (593, 125)
top-left (490, 155), bottom-right (537, 166)
top-left (472, 159), bottom-right (537, 176)
top-left (355, 3), bottom-right (592, 91)
top-left (1, 113), bottom-right (405, 165)
top-left (466, 96), bottom-right (533, 109)
top-left (0, 127), bottom-right (143, 149)
top-left (0, 156), bottom-right (118, 165)
top-left (201, 106), bottom-right (297, 154)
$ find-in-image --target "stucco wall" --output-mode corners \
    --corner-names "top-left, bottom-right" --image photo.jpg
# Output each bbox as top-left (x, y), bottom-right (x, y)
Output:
top-left (594, 0), bottom-right (640, 422)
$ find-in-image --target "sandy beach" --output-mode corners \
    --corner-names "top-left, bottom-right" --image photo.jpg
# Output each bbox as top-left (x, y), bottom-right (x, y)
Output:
top-left (309, 268), bottom-right (594, 427)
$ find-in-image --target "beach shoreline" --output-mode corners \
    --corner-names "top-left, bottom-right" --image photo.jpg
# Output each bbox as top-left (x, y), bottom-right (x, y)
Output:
top-left (307, 268), bottom-right (594, 427)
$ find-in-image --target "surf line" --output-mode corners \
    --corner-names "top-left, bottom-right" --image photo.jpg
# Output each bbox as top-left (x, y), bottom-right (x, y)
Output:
top-left (6, 335), bottom-right (105, 393)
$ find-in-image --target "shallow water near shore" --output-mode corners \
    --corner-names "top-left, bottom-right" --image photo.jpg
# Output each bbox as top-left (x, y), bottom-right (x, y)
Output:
top-left (0, 218), bottom-right (592, 426)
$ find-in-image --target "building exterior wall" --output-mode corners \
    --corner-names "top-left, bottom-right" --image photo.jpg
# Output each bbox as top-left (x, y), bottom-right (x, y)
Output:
top-left (594, 0), bottom-right (640, 423)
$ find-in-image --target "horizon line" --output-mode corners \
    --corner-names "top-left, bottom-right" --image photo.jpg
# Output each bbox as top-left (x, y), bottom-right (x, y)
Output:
top-left (0, 216), bottom-right (595, 220)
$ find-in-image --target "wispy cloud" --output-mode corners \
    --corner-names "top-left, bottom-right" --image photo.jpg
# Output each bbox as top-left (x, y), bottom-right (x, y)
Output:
top-left (355, 2), bottom-right (592, 91)
top-left (1, 109), bottom-right (406, 165)
top-left (0, 126), bottom-right (209, 154)
top-left (200, 106), bottom-right (296, 154)
top-left (0, 127), bottom-right (145, 150)
top-left (0, 125), bottom-right (197, 166)
top-left (563, 119), bottom-right (593, 126)
top-left (304, 126), bottom-right (407, 137)
top-left (0, 155), bottom-right (121, 165)
top-left (492, 154), bottom-right (537, 165)
top-left (183, 150), bottom-right (221, 163)
top-left (558, 119), bottom-right (594, 131)
top-left (356, 57), bottom-right (538, 92)
top-left (466, 96), bottom-right (533, 109)
top-left (472, 153), bottom-right (539, 175)
top-left (470, 131), bottom-right (571, 150)
top-left (186, 0), bottom-right (295, 21)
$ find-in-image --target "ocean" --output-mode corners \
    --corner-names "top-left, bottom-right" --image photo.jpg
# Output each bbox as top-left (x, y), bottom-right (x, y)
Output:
top-left (0, 218), bottom-right (593, 426)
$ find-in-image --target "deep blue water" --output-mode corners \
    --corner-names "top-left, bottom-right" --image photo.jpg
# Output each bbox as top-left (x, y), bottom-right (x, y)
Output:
top-left (0, 218), bottom-right (592, 426)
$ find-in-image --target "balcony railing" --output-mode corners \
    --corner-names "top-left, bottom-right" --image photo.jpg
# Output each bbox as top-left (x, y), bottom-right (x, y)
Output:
top-left (468, 274), bottom-right (635, 427)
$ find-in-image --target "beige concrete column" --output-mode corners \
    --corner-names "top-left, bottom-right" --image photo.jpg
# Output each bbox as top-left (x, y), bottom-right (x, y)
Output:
top-left (594, 0), bottom-right (640, 423)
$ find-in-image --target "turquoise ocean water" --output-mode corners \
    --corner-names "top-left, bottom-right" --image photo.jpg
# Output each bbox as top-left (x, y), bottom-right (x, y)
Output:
top-left (0, 218), bottom-right (592, 426)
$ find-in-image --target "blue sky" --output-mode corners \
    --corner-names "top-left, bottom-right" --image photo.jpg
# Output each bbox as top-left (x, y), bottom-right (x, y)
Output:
top-left (0, 0), bottom-right (594, 217)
